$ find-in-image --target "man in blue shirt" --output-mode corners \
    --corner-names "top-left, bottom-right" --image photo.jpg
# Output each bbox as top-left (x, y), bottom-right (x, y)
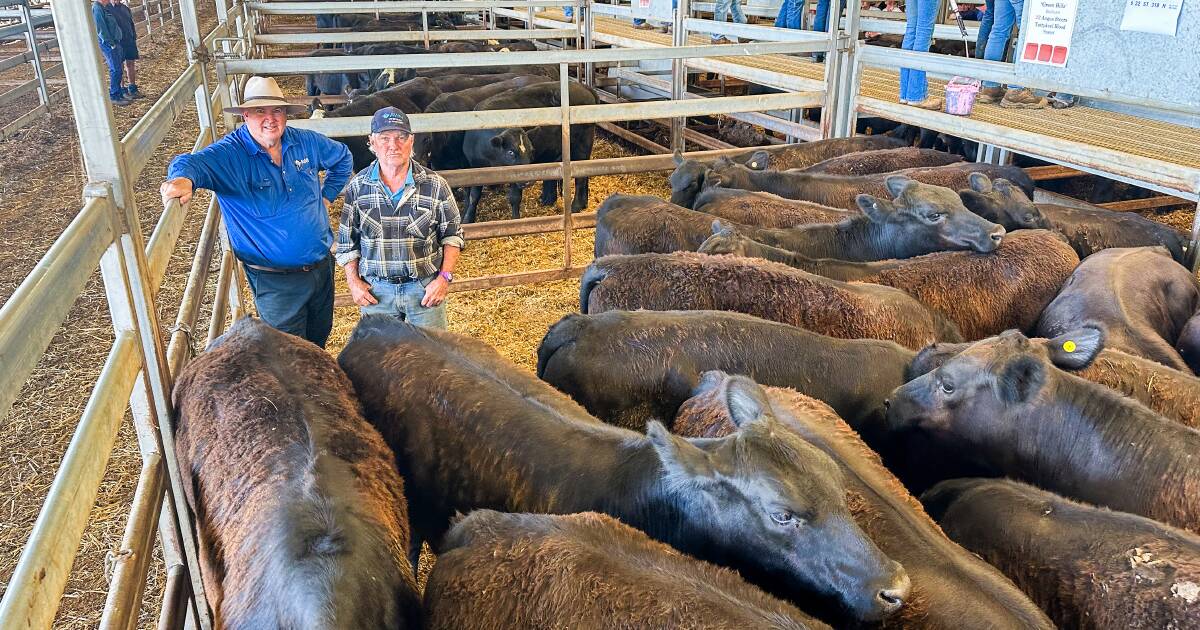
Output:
top-left (92, 0), bottom-right (129, 106)
top-left (161, 76), bottom-right (353, 348)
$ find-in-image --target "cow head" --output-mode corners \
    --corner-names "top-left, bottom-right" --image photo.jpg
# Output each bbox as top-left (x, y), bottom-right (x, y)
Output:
top-left (958, 173), bottom-right (1048, 230)
top-left (308, 97), bottom-right (326, 119)
top-left (480, 128), bottom-right (535, 167)
top-left (659, 372), bottom-right (910, 621)
top-left (856, 175), bottom-right (1007, 254)
top-left (697, 220), bottom-right (753, 257)
top-left (887, 327), bottom-right (1104, 438)
top-left (668, 154), bottom-right (713, 208)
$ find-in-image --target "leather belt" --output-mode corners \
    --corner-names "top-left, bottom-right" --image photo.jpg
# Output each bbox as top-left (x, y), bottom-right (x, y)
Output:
top-left (244, 256), bottom-right (329, 274)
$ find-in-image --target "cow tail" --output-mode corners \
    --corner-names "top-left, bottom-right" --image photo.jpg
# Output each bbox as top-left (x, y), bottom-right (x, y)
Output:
top-left (536, 314), bottom-right (588, 379)
top-left (579, 263), bottom-right (609, 315)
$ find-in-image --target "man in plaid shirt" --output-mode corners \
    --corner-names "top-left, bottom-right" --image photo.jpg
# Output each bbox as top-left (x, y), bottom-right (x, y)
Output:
top-left (336, 107), bottom-right (464, 329)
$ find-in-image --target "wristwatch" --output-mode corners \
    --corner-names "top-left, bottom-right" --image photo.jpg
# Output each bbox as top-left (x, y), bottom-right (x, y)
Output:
top-left (438, 270), bottom-right (454, 283)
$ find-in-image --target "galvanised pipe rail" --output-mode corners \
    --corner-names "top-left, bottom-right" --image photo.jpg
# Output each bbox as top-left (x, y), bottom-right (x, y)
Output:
top-left (254, 26), bottom-right (577, 44)
top-left (248, 0), bottom-right (579, 14)
top-left (222, 38), bottom-right (831, 74)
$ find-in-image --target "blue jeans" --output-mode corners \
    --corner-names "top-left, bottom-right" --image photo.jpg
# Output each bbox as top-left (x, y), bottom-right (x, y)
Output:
top-left (899, 0), bottom-right (938, 102)
top-left (360, 275), bottom-right (448, 329)
top-left (774, 0), bottom-right (802, 28)
top-left (813, 0), bottom-right (833, 32)
top-left (564, 6), bottom-right (573, 17)
top-left (711, 0), bottom-right (746, 40)
top-left (99, 42), bottom-right (124, 100)
top-left (982, 0), bottom-right (1023, 88)
top-left (242, 257), bottom-right (335, 348)
top-left (974, 0), bottom-right (993, 59)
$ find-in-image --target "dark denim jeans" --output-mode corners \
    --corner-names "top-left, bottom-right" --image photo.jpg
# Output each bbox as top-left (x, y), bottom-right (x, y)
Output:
top-left (99, 42), bottom-right (124, 100)
top-left (242, 257), bottom-right (335, 348)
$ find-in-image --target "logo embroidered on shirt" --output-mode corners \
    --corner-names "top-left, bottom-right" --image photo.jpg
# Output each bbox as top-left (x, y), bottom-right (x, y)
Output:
top-left (294, 158), bottom-right (311, 169)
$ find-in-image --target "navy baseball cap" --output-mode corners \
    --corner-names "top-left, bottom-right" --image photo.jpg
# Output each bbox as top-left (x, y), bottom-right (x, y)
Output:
top-left (371, 107), bottom-right (412, 134)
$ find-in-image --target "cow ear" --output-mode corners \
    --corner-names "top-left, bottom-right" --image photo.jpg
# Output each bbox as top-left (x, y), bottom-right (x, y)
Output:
top-left (885, 175), bottom-right (917, 198)
top-left (1044, 327), bottom-right (1104, 371)
top-left (711, 219), bottom-right (735, 236)
top-left (746, 150), bottom-right (770, 170)
top-left (999, 356), bottom-right (1045, 404)
top-left (647, 421), bottom-right (717, 481)
top-left (968, 172), bottom-right (993, 193)
top-left (490, 136), bottom-right (503, 147)
top-left (856, 194), bottom-right (894, 222)
top-left (718, 375), bottom-right (773, 428)
top-left (673, 151), bottom-right (684, 166)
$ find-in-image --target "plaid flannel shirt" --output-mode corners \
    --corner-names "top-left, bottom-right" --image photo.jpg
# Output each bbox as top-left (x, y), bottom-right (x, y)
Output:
top-left (336, 161), bottom-right (465, 280)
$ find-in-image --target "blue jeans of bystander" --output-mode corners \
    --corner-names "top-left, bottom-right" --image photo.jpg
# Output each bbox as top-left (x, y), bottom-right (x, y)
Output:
top-left (360, 275), bottom-right (448, 329)
top-left (898, 0), bottom-right (938, 102)
top-left (982, 0), bottom-right (1023, 88)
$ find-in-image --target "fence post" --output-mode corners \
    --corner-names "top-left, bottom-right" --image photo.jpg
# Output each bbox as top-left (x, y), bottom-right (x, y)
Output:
top-left (558, 63), bottom-right (574, 269)
top-left (142, 0), bottom-right (153, 36)
top-left (18, 3), bottom-right (49, 108)
top-left (42, 0), bottom-right (212, 628)
top-left (833, 0), bottom-right (862, 137)
top-left (670, 0), bottom-right (690, 153)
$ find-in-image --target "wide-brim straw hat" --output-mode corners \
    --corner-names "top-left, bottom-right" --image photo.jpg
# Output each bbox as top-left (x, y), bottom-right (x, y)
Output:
top-left (224, 76), bottom-right (308, 115)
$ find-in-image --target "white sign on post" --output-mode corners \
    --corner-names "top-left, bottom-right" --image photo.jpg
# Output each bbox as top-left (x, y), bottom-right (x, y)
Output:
top-left (1019, 0), bottom-right (1081, 67)
top-left (1120, 0), bottom-right (1184, 36)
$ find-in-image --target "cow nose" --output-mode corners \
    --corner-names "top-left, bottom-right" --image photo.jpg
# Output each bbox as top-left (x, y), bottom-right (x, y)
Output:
top-left (876, 569), bottom-right (911, 614)
top-left (989, 226), bottom-right (1006, 245)
top-left (883, 399), bottom-right (891, 409)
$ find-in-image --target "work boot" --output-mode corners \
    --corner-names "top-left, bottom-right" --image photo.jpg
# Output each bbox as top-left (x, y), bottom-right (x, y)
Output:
top-left (1047, 92), bottom-right (1077, 109)
top-left (908, 96), bottom-right (944, 111)
top-left (977, 86), bottom-right (1005, 104)
top-left (657, 25), bottom-right (670, 33)
top-left (126, 84), bottom-right (145, 99)
top-left (111, 96), bottom-right (133, 107)
top-left (1000, 88), bottom-right (1046, 109)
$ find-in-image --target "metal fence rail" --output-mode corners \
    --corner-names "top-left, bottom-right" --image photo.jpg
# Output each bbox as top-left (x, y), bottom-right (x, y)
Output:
top-left (0, 0), bottom-right (182, 140)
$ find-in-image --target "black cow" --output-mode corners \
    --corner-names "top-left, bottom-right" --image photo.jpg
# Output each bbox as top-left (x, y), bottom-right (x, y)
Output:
top-left (922, 478), bottom-right (1200, 630)
top-left (959, 173), bottom-right (1188, 263)
top-left (722, 176), bottom-right (1006, 260)
top-left (886, 327), bottom-right (1200, 534)
top-left (668, 136), bottom-right (908, 207)
top-left (338, 316), bottom-right (911, 622)
top-left (305, 50), bottom-right (364, 96)
top-left (1035, 246), bottom-right (1198, 373)
top-left (461, 81), bottom-right (596, 222)
top-left (413, 75), bottom-right (553, 171)
top-left (536, 309), bottom-right (913, 433)
top-left (703, 158), bottom-right (1035, 211)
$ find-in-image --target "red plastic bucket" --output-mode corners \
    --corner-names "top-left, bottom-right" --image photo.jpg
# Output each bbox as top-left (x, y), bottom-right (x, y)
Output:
top-left (944, 77), bottom-right (981, 116)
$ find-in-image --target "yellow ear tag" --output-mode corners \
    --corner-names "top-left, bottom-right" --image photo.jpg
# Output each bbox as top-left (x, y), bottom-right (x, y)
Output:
top-left (1063, 341), bottom-right (1077, 353)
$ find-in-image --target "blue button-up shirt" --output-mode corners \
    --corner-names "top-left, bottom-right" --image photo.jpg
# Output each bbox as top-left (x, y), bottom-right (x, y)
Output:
top-left (167, 125), bottom-right (353, 268)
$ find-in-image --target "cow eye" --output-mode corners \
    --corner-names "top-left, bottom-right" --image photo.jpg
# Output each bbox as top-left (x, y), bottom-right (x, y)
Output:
top-left (926, 212), bottom-right (944, 221)
top-left (940, 381), bottom-right (955, 394)
top-left (770, 511), bottom-right (795, 525)
top-left (1024, 213), bottom-right (1036, 223)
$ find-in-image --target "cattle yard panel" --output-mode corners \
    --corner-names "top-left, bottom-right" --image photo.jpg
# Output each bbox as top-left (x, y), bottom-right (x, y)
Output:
top-left (223, 22), bottom-right (828, 290)
top-left (0, 0), bottom-right (182, 141)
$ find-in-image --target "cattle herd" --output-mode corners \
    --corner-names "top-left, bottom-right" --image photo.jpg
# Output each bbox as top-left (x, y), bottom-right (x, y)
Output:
top-left (173, 136), bottom-right (1200, 629)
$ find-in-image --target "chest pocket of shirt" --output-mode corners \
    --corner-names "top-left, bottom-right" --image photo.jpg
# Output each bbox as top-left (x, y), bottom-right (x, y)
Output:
top-left (406, 204), bottom-right (435, 238)
top-left (250, 178), bottom-right (278, 217)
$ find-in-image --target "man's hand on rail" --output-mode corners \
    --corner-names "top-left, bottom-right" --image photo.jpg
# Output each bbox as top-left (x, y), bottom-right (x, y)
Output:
top-left (160, 177), bottom-right (195, 206)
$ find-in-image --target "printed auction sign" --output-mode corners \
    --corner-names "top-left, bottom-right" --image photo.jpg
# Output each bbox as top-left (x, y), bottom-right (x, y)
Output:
top-left (1020, 0), bottom-right (1082, 67)
top-left (1120, 0), bottom-right (1184, 36)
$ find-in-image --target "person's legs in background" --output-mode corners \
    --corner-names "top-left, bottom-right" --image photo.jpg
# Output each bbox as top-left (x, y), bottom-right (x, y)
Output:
top-left (775, 0), bottom-right (803, 29)
top-left (99, 43), bottom-right (129, 106)
top-left (813, 0), bottom-right (831, 31)
top-left (898, 0), bottom-right (941, 109)
top-left (711, 0), bottom-right (732, 41)
top-left (995, 0), bottom-right (1043, 108)
top-left (973, 0), bottom-right (993, 59)
top-left (978, 0), bottom-right (1014, 101)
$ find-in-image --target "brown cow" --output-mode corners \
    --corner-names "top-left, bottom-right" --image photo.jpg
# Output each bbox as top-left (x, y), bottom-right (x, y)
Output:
top-left (801, 147), bottom-right (964, 176)
top-left (172, 318), bottom-right (420, 629)
top-left (580, 252), bottom-right (963, 350)
top-left (699, 228), bottom-right (1079, 340)
top-left (424, 510), bottom-right (832, 629)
